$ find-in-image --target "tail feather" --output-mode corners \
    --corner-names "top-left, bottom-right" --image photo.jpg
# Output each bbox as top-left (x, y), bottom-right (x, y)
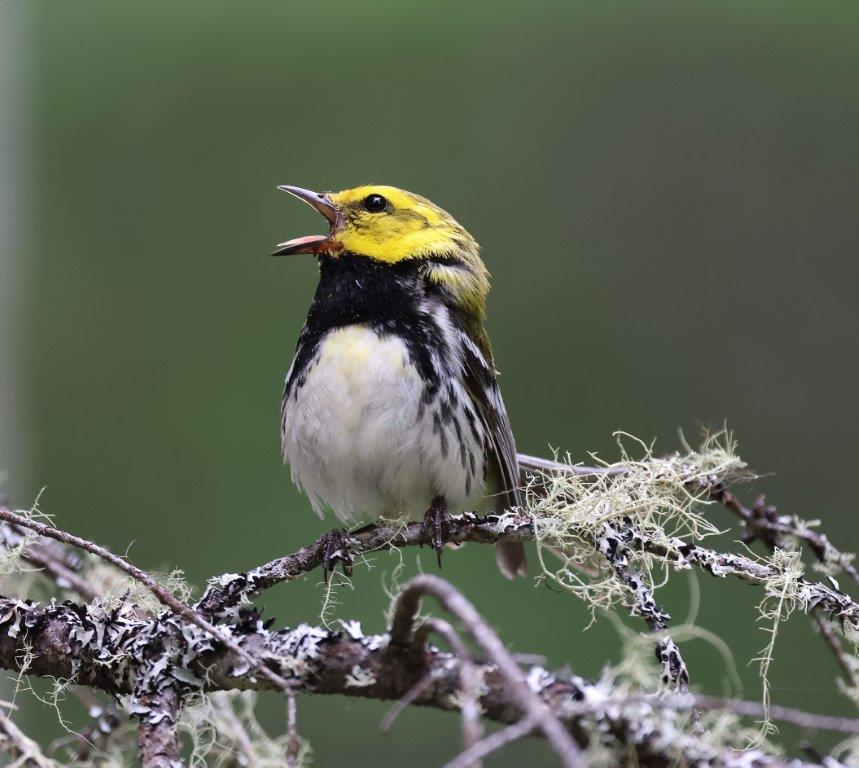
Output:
top-left (495, 540), bottom-right (527, 579)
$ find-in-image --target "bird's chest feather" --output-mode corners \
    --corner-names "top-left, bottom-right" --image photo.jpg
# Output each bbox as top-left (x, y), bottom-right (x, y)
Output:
top-left (281, 323), bottom-right (486, 522)
top-left (285, 326), bottom-right (424, 446)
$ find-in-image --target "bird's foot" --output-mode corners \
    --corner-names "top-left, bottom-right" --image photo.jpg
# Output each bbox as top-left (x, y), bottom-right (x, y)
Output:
top-left (421, 496), bottom-right (451, 568)
top-left (317, 529), bottom-right (354, 583)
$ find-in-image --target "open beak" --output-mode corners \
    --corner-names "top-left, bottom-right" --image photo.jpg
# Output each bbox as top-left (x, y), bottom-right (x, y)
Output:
top-left (272, 185), bottom-right (339, 256)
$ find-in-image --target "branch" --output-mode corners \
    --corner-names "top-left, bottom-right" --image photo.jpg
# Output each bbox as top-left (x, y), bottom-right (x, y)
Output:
top-left (1, 447), bottom-right (856, 767)
top-left (0, 507), bottom-right (294, 698)
top-left (518, 452), bottom-right (858, 587)
top-left (442, 717), bottom-right (535, 768)
top-left (198, 511), bottom-right (859, 632)
top-left (690, 694), bottom-right (859, 734)
top-left (285, 691), bottom-right (300, 767)
top-left (706, 484), bottom-right (859, 685)
top-left (0, 593), bottom-right (851, 766)
top-left (710, 484), bottom-right (859, 587)
top-left (137, 687), bottom-right (183, 768)
top-left (596, 530), bottom-right (690, 692)
top-left (389, 574), bottom-right (584, 768)
top-left (629, 525), bottom-right (858, 627)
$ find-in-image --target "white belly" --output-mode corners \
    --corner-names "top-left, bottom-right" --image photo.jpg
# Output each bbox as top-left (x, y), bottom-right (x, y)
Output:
top-left (282, 326), bottom-right (486, 523)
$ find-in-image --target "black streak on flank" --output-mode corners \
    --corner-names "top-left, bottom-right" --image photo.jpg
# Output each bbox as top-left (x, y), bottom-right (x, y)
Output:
top-left (432, 412), bottom-right (449, 458)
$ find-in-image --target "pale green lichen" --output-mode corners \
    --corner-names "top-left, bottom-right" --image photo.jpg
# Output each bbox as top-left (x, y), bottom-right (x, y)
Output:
top-left (90, 566), bottom-right (195, 615)
top-left (753, 547), bottom-right (805, 736)
top-left (182, 691), bottom-right (312, 768)
top-left (0, 496), bottom-right (56, 601)
top-left (318, 569), bottom-right (354, 629)
top-left (526, 430), bottom-right (818, 730)
top-left (528, 429), bottom-right (746, 617)
top-left (0, 534), bottom-right (30, 583)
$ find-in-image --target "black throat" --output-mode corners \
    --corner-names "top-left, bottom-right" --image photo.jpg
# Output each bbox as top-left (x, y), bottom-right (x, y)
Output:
top-left (307, 252), bottom-right (426, 333)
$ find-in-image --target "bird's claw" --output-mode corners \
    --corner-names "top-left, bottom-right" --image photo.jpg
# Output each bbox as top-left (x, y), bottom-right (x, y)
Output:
top-left (318, 529), bottom-right (354, 583)
top-left (421, 497), bottom-right (451, 568)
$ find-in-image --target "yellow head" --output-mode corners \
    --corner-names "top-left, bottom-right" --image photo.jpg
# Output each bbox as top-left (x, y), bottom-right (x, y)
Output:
top-left (273, 184), bottom-right (490, 318)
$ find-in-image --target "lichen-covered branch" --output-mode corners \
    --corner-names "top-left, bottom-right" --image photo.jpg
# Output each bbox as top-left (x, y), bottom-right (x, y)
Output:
top-left (199, 511), bottom-right (858, 632)
top-left (709, 483), bottom-right (858, 586)
top-left (0, 508), bottom-right (294, 699)
top-left (0, 593), bottom-right (850, 767)
top-left (595, 526), bottom-right (690, 692)
top-left (0, 434), bottom-right (856, 767)
top-left (705, 483), bottom-right (859, 686)
top-left (137, 687), bottom-right (183, 768)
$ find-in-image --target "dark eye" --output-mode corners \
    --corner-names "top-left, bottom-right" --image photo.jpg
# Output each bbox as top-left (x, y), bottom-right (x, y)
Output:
top-left (362, 194), bottom-right (388, 213)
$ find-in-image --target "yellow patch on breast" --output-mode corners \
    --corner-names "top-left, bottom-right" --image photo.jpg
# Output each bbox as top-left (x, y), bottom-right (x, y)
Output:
top-left (317, 326), bottom-right (416, 383)
top-left (300, 326), bottom-right (421, 436)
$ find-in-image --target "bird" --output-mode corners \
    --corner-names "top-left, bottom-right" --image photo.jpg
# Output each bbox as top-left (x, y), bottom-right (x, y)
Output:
top-left (274, 184), bottom-right (526, 579)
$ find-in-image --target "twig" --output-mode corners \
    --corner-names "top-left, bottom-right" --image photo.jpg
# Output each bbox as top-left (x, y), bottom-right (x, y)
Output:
top-left (195, 513), bottom-right (535, 617)
top-left (443, 717), bottom-right (536, 768)
top-left (200, 511), bottom-right (859, 631)
top-left (585, 692), bottom-right (859, 735)
top-left (209, 695), bottom-right (259, 767)
top-left (389, 574), bottom-right (586, 768)
top-left (378, 673), bottom-right (436, 733)
top-left (516, 454), bottom-right (623, 478)
top-left (651, 538), bottom-right (857, 625)
top-left (690, 694), bottom-right (859, 734)
top-left (810, 610), bottom-right (856, 686)
top-left (414, 618), bottom-right (484, 764)
top-left (0, 710), bottom-right (54, 767)
top-left (702, 485), bottom-right (858, 685)
top-left (285, 691), bottom-right (299, 767)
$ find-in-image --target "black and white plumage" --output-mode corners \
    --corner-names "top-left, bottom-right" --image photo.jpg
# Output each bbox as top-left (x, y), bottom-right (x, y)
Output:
top-left (276, 185), bottom-right (526, 577)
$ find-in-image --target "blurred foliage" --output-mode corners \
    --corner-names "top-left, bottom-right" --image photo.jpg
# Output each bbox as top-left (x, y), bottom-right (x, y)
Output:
top-left (9, 0), bottom-right (858, 764)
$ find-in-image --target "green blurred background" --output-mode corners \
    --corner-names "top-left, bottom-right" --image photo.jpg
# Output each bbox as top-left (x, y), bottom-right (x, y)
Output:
top-left (2, 1), bottom-right (857, 764)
